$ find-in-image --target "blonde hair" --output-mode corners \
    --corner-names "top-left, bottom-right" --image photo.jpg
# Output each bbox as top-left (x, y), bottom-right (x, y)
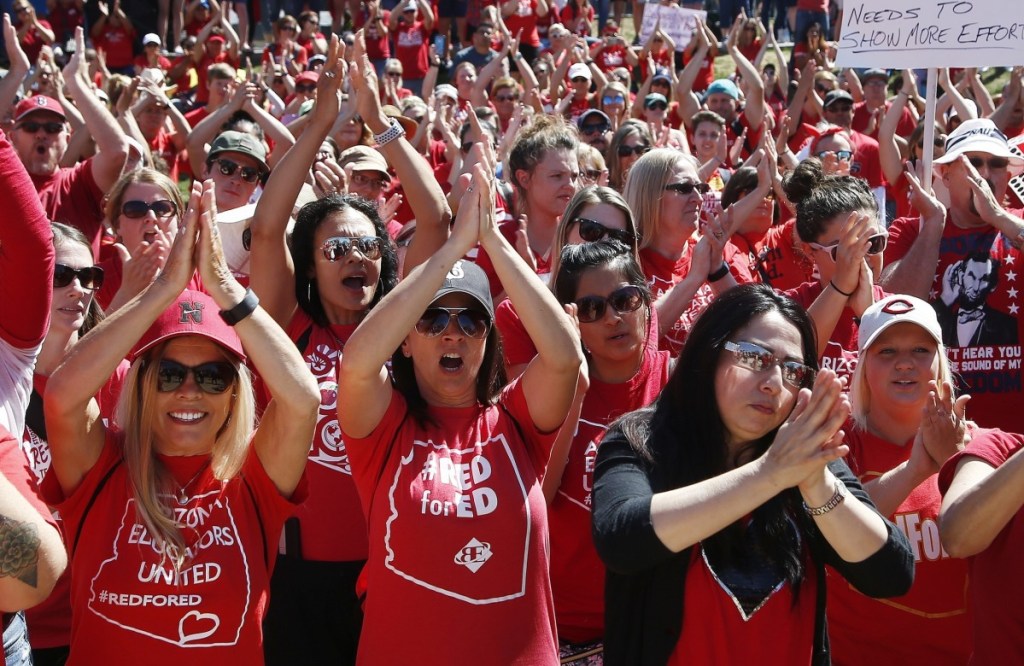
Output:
top-left (549, 185), bottom-right (638, 280)
top-left (849, 335), bottom-right (955, 432)
top-left (105, 168), bottom-right (184, 235)
top-left (623, 148), bottom-right (699, 249)
top-left (115, 341), bottom-right (255, 571)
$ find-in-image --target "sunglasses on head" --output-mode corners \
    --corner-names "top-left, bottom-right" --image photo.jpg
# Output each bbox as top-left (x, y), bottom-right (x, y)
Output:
top-left (321, 236), bottom-right (383, 261)
top-left (573, 217), bottom-right (635, 245)
top-left (18, 121), bottom-right (64, 134)
top-left (53, 263), bottom-right (104, 290)
top-left (664, 180), bottom-right (711, 196)
top-left (817, 149), bottom-right (852, 161)
top-left (212, 158), bottom-right (264, 183)
top-left (122, 199), bottom-right (178, 219)
top-left (724, 340), bottom-right (815, 388)
top-left (415, 307), bottom-right (490, 338)
top-left (156, 359), bottom-right (236, 394)
top-left (617, 143), bottom-right (650, 158)
top-left (575, 285), bottom-right (646, 323)
top-left (967, 156), bottom-right (1010, 171)
top-left (808, 231), bottom-right (887, 261)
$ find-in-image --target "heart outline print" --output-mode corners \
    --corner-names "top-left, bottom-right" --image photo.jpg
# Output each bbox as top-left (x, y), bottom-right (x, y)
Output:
top-left (178, 610), bottom-right (221, 644)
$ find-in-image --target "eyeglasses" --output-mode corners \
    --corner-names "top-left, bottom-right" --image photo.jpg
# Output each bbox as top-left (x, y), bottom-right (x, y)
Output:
top-left (17, 121), bottom-right (64, 134)
top-left (122, 199), bottom-right (178, 219)
top-left (53, 264), bottom-right (104, 290)
top-left (646, 101), bottom-right (668, 111)
top-left (350, 172), bottom-right (385, 190)
top-left (495, 93), bottom-right (519, 102)
top-left (664, 180), bottom-right (711, 196)
top-left (581, 123), bottom-right (609, 136)
top-left (212, 158), bottom-right (264, 183)
top-left (617, 143), bottom-right (650, 158)
top-left (415, 307), bottom-right (490, 338)
top-left (296, 83), bottom-right (316, 93)
top-left (602, 95), bottom-right (625, 105)
top-left (807, 231), bottom-right (888, 261)
top-left (156, 359), bottom-right (236, 394)
top-left (723, 341), bottom-right (815, 388)
top-left (967, 156), bottom-right (1010, 171)
top-left (572, 217), bottom-right (635, 245)
top-left (816, 149), bottom-right (852, 161)
top-left (321, 236), bottom-right (384, 261)
top-left (575, 285), bottom-right (646, 323)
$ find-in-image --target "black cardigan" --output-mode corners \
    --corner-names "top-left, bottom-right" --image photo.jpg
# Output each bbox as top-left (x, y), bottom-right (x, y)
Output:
top-left (591, 432), bottom-right (915, 666)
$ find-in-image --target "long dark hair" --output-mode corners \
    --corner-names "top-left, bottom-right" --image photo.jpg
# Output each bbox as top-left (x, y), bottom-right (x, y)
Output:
top-left (290, 194), bottom-right (399, 327)
top-left (553, 240), bottom-right (650, 312)
top-left (612, 283), bottom-right (819, 592)
top-left (52, 222), bottom-right (104, 335)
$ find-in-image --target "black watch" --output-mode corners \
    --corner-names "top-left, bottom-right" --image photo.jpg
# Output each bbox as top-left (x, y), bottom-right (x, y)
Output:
top-left (219, 288), bottom-right (260, 326)
top-left (708, 262), bottom-right (730, 283)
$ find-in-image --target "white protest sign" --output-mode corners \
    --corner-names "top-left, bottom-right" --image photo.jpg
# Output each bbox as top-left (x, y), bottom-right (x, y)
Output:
top-left (640, 6), bottom-right (706, 52)
top-left (837, 0), bottom-right (1024, 69)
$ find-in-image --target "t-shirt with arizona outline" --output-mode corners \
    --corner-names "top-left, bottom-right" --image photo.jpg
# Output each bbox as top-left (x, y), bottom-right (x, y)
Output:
top-left (344, 378), bottom-right (560, 665)
top-left (283, 308), bottom-right (368, 562)
top-left (827, 425), bottom-right (971, 666)
top-left (58, 435), bottom-right (306, 665)
top-left (548, 346), bottom-right (671, 643)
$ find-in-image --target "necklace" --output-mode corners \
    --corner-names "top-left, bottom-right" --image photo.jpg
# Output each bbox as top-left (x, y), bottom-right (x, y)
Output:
top-left (176, 460), bottom-right (211, 506)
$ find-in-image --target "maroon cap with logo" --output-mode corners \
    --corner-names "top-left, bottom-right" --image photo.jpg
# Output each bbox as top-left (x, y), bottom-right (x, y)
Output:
top-left (13, 95), bottom-right (66, 123)
top-left (130, 289), bottom-right (246, 362)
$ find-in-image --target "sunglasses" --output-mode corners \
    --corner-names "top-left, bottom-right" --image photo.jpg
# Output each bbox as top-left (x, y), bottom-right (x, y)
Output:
top-left (156, 359), bottom-right (236, 394)
top-left (646, 102), bottom-right (668, 111)
top-left (573, 217), bottom-right (635, 245)
top-left (122, 199), bottom-right (178, 219)
top-left (321, 236), bottom-right (384, 261)
top-left (415, 307), bottom-right (490, 338)
top-left (664, 181), bottom-right (711, 196)
top-left (583, 168), bottom-right (603, 180)
top-left (212, 158), bottom-right (264, 183)
top-left (575, 285), bottom-right (646, 323)
top-left (617, 143), bottom-right (650, 158)
top-left (495, 93), bottom-right (519, 102)
top-left (53, 263), bottom-right (104, 290)
top-left (816, 149), bottom-right (852, 161)
top-left (387, 72), bottom-right (403, 78)
top-left (18, 121), bottom-right (64, 134)
top-left (723, 341), bottom-right (815, 388)
top-left (967, 156), bottom-right (1010, 171)
top-left (296, 83), bottom-right (316, 93)
top-left (807, 231), bottom-right (888, 261)
top-left (602, 95), bottom-right (625, 105)
top-left (581, 123), bottom-right (609, 136)
top-left (572, 77), bottom-right (590, 83)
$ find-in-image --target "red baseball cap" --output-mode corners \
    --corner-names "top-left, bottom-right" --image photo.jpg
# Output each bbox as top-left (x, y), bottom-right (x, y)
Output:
top-left (207, 34), bottom-right (227, 44)
top-left (130, 289), bottom-right (246, 362)
top-left (295, 71), bottom-right (319, 86)
top-left (13, 95), bottom-right (66, 123)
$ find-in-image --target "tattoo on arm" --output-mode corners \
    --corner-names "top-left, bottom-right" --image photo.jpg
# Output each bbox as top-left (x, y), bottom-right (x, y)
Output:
top-left (0, 515), bottom-right (40, 588)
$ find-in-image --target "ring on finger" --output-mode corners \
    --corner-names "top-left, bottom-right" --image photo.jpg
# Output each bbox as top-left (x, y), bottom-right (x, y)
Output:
top-left (324, 71), bottom-right (337, 79)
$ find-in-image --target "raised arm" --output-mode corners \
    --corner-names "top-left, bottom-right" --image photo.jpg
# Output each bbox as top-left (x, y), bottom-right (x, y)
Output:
top-left (878, 171), bottom-right (946, 298)
top-left (63, 27), bottom-right (128, 192)
top-left (989, 68), bottom-right (1022, 133)
top-left (727, 27), bottom-right (765, 128)
top-left (878, 75), bottom-right (913, 187)
top-left (0, 15), bottom-right (29, 122)
top-left (249, 39), bottom-right (345, 327)
top-left (242, 93), bottom-right (295, 169)
top-left (186, 81), bottom-right (251, 176)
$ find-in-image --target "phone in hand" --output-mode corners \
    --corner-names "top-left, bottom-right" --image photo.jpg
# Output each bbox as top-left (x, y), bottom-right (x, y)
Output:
top-left (433, 34), bottom-right (448, 58)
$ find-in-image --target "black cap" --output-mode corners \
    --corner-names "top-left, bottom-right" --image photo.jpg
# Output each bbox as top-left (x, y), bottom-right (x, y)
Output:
top-left (823, 89), bottom-right (854, 108)
top-left (862, 68), bottom-right (889, 82)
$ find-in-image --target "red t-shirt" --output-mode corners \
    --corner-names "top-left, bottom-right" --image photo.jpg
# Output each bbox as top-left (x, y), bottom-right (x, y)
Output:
top-left (57, 436), bottom-right (306, 664)
top-left (134, 54), bottom-right (173, 72)
top-left (548, 347), bottom-right (671, 642)
top-left (828, 426), bottom-right (971, 665)
top-left (594, 43), bottom-right (628, 72)
top-left (281, 310), bottom-right (368, 562)
top-left (474, 216), bottom-right (549, 298)
top-left (670, 546), bottom-right (816, 664)
top-left (853, 100), bottom-right (917, 142)
top-left (354, 11), bottom-right (391, 59)
top-left (797, 0), bottom-right (827, 10)
top-left (19, 19), bottom-right (53, 65)
top-left (684, 50), bottom-right (714, 93)
top-left (885, 211), bottom-right (1024, 433)
top-left (48, 6), bottom-right (83, 43)
top-left (344, 380), bottom-right (560, 665)
top-left (393, 21), bottom-right (431, 80)
top-left (93, 24), bottom-right (134, 69)
top-left (297, 32), bottom-right (326, 59)
top-left (559, 3), bottom-right (594, 35)
top-left (743, 219), bottom-right (816, 291)
top-left (783, 281), bottom-right (887, 384)
top-left (31, 159), bottom-right (105, 259)
top-left (260, 42), bottom-right (309, 69)
top-left (938, 428), bottom-right (1024, 665)
top-left (847, 130), bottom-right (886, 189)
top-left (505, 0), bottom-right (541, 47)
top-left (194, 52), bottom-right (238, 104)
top-left (639, 49), bottom-right (673, 82)
top-left (641, 240), bottom-right (754, 355)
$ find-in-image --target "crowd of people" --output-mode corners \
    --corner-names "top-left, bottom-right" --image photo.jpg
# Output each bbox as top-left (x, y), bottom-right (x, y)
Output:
top-left (0, 0), bottom-right (1022, 664)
